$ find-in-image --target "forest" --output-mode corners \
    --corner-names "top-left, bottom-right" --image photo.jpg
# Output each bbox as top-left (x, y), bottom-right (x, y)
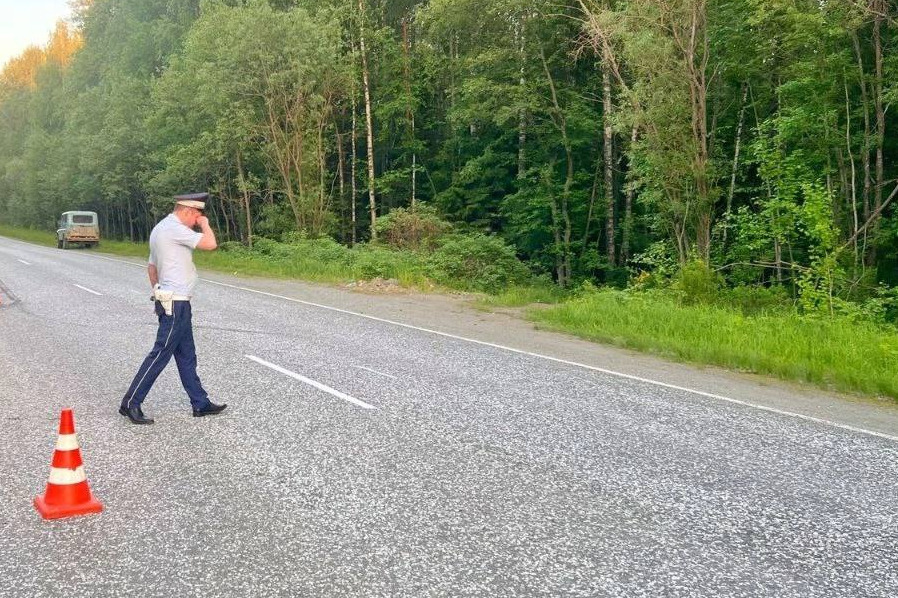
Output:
top-left (0, 0), bottom-right (896, 317)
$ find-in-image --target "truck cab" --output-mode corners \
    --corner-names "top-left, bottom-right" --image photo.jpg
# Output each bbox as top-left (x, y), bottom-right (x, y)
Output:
top-left (57, 211), bottom-right (100, 249)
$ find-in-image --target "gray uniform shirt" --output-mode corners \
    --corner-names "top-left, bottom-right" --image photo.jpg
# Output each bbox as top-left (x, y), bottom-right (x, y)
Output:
top-left (148, 214), bottom-right (203, 297)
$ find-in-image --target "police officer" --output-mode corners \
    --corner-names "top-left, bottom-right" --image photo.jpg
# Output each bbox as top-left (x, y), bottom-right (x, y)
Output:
top-left (119, 193), bottom-right (227, 424)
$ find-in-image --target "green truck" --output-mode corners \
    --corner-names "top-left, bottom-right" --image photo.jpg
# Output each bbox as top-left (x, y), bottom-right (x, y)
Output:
top-left (57, 211), bottom-right (100, 249)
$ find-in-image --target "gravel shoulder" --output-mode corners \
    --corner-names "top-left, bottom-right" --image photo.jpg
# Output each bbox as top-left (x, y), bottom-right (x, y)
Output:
top-left (199, 268), bottom-right (898, 441)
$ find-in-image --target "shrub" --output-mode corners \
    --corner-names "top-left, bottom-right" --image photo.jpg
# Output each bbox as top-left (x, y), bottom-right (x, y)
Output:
top-left (280, 230), bottom-right (310, 244)
top-left (723, 284), bottom-right (792, 316)
top-left (629, 240), bottom-right (679, 281)
top-left (374, 205), bottom-right (451, 251)
top-left (296, 237), bottom-right (355, 267)
top-left (426, 233), bottom-right (531, 293)
top-left (251, 237), bottom-right (298, 260)
top-left (353, 246), bottom-right (417, 279)
top-left (862, 284), bottom-right (898, 325)
top-left (673, 260), bottom-right (723, 305)
top-left (217, 241), bottom-right (249, 255)
top-left (256, 203), bottom-right (295, 239)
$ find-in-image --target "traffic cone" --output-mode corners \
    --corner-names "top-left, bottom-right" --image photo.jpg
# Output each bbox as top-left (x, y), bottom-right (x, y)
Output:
top-left (34, 408), bottom-right (103, 520)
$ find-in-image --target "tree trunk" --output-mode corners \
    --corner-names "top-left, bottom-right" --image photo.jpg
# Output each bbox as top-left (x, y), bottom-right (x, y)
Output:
top-left (724, 82), bottom-right (748, 249)
top-left (582, 150), bottom-right (602, 252)
top-left (351, 57), bottom-right (358, 247)
top-left (450, 35), bottom-right (459, 173)
top-left (402, 18), bottom-right (416, 209)
top-left (236, 150), bottom-right (253, 249)
top-left (336, 129), bottom-right (346, 242)
top-left (621, 126), bottom-right (637, 262)
top-left (869, 1), bottom-right (885, 264)
top-left (546, 167), bottom-right (566, 288)
top-left (688, 1), bottom-right (712, 263)
top-left (774, 238), bottom-right (782, 284)
top-left (851, 33), bottom-right (872, 227)
top-left (358, 0), bottom-right (377, 239)
top-left (218, 187), bottom-right (231, 240)
top-left (126, 195), bottom-right (134, 241)
top-left (602, 61), bottom-right (615, 266)
top-left (540, 47), bottom-right (573, 286)
top-left (844, 79), bottom-right (860, 260)
top-left (516, 14), bottom-right (527, 178)
top-left (316, 114), bottom-right (327, 236)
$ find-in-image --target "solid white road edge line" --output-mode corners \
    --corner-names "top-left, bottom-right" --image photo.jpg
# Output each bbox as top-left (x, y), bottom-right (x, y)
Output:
top-left (246, 355), bottom-right (376, 410)
top-left (73, 284), bottom-right (102, 296)
top-left (14, 243), bottom-right (893, 443)
top-left (353, 365), bottom-right (398, 379)
top-left (216, 280), bottom-right (894, 444)
top-left (16, 259), bottom-right (30, 265)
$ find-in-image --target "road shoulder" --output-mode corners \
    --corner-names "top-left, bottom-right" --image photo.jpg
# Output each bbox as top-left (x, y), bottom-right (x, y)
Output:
top-left (200, 270), bottom-right (898, 440)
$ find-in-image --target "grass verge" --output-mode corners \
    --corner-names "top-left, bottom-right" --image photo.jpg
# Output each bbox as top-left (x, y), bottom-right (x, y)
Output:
top-left (529, 290), bottom-right (898, 400)
top-left (0, 226), bottom-right (427, 287)
top-left (474, 284), bottom-right (567, 308)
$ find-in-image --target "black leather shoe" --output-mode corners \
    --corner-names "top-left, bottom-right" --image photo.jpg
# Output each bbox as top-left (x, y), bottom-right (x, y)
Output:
top-left (118, 404), bottom-right (148, 417)
top-left (119, 405), bottom-right (155, 425)
top-left (192, 402), bottom-right (227, 418)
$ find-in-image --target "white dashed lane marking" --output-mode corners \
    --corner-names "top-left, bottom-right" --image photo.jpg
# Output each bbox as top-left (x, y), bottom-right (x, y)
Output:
top-left (73, 284), bottom-right (102, 296)
top-left (247, 355), bottom-right (377, 410)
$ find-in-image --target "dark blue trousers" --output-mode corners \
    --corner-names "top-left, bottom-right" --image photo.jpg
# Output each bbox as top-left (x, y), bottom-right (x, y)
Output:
top-left (122, 300), bottom-right (210, 411)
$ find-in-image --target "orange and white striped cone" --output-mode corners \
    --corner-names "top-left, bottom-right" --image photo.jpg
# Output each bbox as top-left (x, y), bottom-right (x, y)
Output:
top-left (34, 408), bottom-right (103, 520)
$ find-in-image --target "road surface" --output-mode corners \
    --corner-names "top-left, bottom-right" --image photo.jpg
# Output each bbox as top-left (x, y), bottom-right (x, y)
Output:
top-left (0, 235), bottom-right (896, 597)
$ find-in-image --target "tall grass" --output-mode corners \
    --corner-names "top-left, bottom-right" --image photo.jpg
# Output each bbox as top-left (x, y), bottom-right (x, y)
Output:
top-left (475, 284), bottom-right (567, 308)
top-left (0, 225), bottom-right (149, 257)
top-left (0, 225), bottom-right (55, 246)
top-left (530, 290), bottom-right (898, 399)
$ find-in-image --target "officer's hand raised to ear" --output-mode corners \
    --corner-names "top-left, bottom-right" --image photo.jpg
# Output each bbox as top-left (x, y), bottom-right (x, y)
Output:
top-left (194, 214), bottom-right (217, 250)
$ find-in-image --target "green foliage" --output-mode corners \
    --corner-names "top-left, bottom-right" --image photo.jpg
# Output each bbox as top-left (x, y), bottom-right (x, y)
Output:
top-left (425, 233), bottom-right (531, 293)
top-left (673, 260), bottom-right (724, 305)
top-left (251, 237), bottom-right (297, 260)
top-left (531, 288), bottom-right (898, 399)
top-left (629, 240), bottom-right (680, 283)
top-left (720, 284), bottom-right (792, 316)
top-left (373, 204), bottom-right (451, 250)
top-left (861, 285), bottom-right (898, 325)
top-left (256, 203), bottom-right (296, 239)
top-left (475, 279), bottom-right (566, 307)
top-left (353, 246), bottom-right (419, 279)
top-left (217, 240), bottom-right (249, 255)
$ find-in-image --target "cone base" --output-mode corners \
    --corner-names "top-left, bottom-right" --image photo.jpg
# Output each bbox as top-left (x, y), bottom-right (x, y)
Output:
top-left (34, 495), bottom-right (103, 520)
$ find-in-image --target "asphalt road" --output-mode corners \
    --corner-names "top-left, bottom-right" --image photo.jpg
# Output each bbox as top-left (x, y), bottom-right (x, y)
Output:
top-left (0, 236), bottom-right (896, 598)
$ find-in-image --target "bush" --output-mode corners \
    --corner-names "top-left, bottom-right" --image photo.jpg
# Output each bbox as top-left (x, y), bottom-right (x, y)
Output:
top-left (426, 233), bottom-right (531, 293)
top-left (280, 230), bottom-right (310, 244)
top-left (251, 237), bottom-right (298, 260)
top-left (722, 284), bottom-right (792, 316)
top-left (862, 284), bottom-right (898, 325)
top-left (630, 240), bottom-right (679, 281)
top-left (673, 260), bottom-right (723, 305)
top-left (353, 246), bottom-right (417, 279)
top-left (374, 205), bottom-right (451, 251)
top-left (295, 237), bottom-right (355, 267)
top-left (217, 241), bottom-right (249, 255)
top-left (256, 203), bottom-right (295, 239)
